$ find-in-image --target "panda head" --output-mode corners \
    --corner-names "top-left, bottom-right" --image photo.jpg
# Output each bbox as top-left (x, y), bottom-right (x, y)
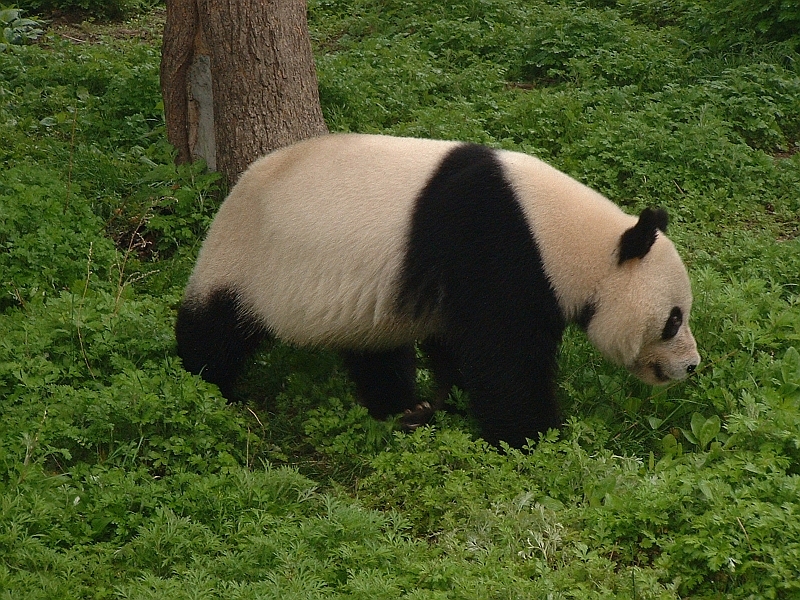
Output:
top-left (585, 208), bottom-right (700, 385)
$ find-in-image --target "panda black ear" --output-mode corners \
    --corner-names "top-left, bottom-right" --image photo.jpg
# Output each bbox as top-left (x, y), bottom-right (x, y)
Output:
top-left (618, 207), bottom-right (669, 264)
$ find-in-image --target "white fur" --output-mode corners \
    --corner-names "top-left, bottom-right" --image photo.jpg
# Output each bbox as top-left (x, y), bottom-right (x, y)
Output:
top-left (186, 134), bottom-right (453, 347)
top-left (186, 133), bottom-right (699, 381)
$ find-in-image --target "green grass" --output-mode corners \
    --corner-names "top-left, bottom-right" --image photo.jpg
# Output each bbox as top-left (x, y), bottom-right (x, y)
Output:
top-left (1, 1), bottom-right (800, 597)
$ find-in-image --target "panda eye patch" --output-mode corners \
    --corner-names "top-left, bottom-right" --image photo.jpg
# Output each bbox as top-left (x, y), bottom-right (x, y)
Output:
top-left (662, 307), bottom-right (683, 340)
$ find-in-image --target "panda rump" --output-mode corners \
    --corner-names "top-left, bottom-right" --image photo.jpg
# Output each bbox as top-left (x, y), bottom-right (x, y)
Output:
top-left (176, 133), bottom-right (698, 448)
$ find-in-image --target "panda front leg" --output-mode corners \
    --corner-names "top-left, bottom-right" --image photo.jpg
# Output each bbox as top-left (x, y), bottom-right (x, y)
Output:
top-left (451, 331), bottom-right (563, 449)
top-left (386, 338), bottom-right (468, 431)
top-left (341, 346), bottom-right (418, 420)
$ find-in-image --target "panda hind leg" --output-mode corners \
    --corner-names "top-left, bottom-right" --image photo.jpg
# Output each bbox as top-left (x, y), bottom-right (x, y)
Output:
top-left (176, 288), bottom-right (269, 399)
top-left (341, 346), bottom-right (419, 421)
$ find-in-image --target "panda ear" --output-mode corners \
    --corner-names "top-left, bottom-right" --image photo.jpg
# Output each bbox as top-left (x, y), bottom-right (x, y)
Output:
top-left (618, 207), bottom-right (669, 264)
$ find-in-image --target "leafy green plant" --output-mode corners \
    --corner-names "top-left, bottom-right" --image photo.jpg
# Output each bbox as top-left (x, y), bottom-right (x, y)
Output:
top-left (679, 412), bottom-right (724, 451)
top-left (15, 0), bottom-right (161, 20)
top-left (0, 6), bottom-right (44, 49)
top-left (0, 165), bottom-right (118, 309)
top-left (129, 159), bottom-right (222, 258)
top-left (701, 0), bottom-right (800, 50)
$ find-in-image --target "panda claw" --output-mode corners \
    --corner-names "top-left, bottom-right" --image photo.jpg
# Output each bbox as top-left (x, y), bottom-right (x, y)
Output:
top-left (399, 401), bottom-right (435, 431)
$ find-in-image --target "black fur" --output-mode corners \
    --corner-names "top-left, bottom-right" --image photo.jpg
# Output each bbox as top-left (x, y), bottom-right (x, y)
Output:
top-left (576, 302), bottom-right (597, 331)
top-left (175, 288), bottom-right (269, 397)
top-left (341, 346), bottom-right (417, 420)
top-left (618, 207), bottom-right (669, 264)
top-left (388, 143), bottom-right (565, 448)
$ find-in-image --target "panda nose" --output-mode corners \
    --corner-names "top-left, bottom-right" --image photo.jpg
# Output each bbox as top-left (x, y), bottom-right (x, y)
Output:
top-left (686, 363), bottom-right (696, 374)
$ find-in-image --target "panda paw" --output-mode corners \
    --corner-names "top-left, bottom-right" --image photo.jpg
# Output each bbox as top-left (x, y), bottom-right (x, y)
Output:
top-left (399, 401), bottom-right (436, 431)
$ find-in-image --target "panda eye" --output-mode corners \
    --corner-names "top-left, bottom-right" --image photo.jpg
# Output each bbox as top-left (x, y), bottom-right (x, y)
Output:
top-left (662, 307), bottom-right (683, 340)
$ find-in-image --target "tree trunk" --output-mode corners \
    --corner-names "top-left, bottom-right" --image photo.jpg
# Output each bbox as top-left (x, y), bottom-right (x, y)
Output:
top-left (160, 0), bottom-right (328, 186)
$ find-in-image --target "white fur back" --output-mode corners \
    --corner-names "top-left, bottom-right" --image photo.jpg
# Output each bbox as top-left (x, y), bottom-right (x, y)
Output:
top-left (187, 134), bottom-right (458, 347)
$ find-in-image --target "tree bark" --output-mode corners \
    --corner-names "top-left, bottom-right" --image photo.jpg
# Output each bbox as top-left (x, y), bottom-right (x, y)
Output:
top-left (161, 0), bottom-right (198, 166)
top-left (160, 0), bottom-right (328, 185)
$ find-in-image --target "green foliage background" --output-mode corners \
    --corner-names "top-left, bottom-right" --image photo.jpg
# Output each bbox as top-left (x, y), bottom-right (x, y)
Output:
top-left (1, 1), bottom-right (800, 597)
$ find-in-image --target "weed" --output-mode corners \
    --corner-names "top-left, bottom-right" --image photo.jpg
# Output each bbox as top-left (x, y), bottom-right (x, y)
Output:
top-left (0, 6), bottom-right (45, 49)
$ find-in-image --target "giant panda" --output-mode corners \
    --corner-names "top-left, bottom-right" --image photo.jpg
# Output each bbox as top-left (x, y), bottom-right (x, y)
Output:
top-left (176, 133), bottom-right (700, 448)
